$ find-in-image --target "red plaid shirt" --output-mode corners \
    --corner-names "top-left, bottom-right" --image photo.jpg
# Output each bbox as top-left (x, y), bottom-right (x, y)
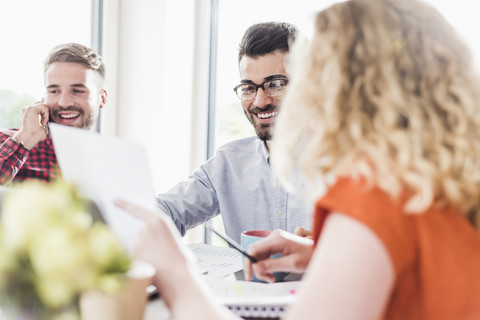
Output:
top-left (0, 129), bottom-right (59, 185)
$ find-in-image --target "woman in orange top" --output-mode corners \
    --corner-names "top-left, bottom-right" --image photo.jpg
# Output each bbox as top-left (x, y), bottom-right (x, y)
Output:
top-left (116, 0), bottom-right (480, 319)
top-left (245, 0), bottom-right (480, 318)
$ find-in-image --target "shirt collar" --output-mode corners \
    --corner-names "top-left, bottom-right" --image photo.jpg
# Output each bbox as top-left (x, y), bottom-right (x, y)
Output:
top-left (259, 139), bottom-right (270, 166)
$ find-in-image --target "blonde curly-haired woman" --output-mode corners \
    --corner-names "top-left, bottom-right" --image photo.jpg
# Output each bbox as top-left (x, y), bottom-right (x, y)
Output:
top-left (117, 0), bottom-right (480, 319)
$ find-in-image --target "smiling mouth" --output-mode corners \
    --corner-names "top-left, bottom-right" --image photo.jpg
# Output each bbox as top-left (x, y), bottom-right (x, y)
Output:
top-left (256, 111), bottom-right (278, 119)
top-left (59, 113), bottom-right (80, 119)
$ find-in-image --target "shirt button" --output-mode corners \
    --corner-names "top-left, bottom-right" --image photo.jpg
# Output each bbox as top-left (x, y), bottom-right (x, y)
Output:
top-left (277, 211), bottom-right (284, 217)
top-left (8, 148), bottom-right (13, 153)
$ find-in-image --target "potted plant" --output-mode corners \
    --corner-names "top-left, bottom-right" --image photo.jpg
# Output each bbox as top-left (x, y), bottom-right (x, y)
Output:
top-left (0, 181), bottom-right (131, 319)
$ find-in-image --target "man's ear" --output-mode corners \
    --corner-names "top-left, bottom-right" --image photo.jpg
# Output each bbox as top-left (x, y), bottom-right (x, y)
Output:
top-left (99, 89), bottom-right (108, 109)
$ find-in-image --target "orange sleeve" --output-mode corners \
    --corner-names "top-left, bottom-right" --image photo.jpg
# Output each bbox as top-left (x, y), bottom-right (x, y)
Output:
top-left (313, 177), bottom-right (416, 275)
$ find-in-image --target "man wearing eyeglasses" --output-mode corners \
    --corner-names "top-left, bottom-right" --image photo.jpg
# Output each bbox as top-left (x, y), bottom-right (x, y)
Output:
top-left (157, 22), bottom-right (312, 243)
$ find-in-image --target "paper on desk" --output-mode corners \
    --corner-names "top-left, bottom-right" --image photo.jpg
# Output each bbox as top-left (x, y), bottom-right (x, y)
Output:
top-left (206, 278), bottom-right (300, 318)
top-left (50, 123), bottom-right (157, 254)
top-left (188, 243), bottom-right (243, 278)
top-left (206, 277), bottom-right (300, 305)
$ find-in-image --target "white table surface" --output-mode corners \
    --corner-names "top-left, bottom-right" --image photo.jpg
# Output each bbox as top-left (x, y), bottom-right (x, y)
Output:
top-left (142, 272), bottom-right (303, 320)
top-left (144, 298), bottom-right (171, 320)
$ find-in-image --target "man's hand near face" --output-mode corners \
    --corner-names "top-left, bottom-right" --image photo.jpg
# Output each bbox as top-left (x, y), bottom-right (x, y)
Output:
top-left (12, 101), bottom-right (49, 150)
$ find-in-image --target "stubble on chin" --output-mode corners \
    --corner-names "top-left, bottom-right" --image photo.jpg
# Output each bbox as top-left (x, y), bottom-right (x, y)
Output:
top-left (79, 113), bottom-right (96, 130)
top-left (49, 112), bottom-right (95, 130)
top-left (255, 123), bottom-right (273, 141)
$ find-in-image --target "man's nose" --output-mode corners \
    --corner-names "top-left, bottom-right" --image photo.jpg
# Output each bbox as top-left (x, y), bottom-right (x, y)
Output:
top-left (253, 87), bottom-right (272, 108)
top-left (58, 92), bottom-right (74, 107)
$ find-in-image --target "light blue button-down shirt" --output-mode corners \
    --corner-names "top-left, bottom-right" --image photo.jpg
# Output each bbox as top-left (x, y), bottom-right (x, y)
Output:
top-left (156, 137), bottom-right (313, 243)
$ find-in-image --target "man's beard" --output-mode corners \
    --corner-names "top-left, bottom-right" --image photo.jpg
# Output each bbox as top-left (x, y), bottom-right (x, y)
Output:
top-left (255, 123), bottom-right (272, 141)
top-left (50, 106), bottom-right (94, 129)
top-left (245, 104), bottom-right (276, 141)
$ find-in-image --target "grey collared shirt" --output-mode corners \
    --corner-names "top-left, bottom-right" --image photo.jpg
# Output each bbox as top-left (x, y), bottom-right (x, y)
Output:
top-left (156, 137), bottom-right (312, 243)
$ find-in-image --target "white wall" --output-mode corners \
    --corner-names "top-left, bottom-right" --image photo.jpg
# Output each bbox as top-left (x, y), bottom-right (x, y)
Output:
top-left (102, 0), bottom-right (212, 242)
top-left (103, 0), bottom-right (211, 191)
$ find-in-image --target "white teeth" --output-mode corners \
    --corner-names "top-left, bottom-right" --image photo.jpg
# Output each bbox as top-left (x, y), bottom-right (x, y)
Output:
top-left (257, 111), bottom-right (277, 119)
top-left (59, 114), bottom-right (79, 119)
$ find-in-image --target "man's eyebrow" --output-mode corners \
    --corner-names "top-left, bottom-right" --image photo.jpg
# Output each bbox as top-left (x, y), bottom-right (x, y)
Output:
top-left (264, 74), bottom-right (287, 82)
top-left (71, 83), bottom-right (88, 88)
top-left (240, 74), bottom-right (288, 85)
top-left (46, 83), bottom-right (88, 89)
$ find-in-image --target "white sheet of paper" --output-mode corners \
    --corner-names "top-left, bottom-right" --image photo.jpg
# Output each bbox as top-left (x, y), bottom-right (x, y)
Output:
top-left (188, 243), bottom-right (243, 277)
top-left (50, 123), bottom-right (157, 254)
top-left (206, 278), bottom-right (300, 300)
top-left (205, 278), bottom-right (299, 318)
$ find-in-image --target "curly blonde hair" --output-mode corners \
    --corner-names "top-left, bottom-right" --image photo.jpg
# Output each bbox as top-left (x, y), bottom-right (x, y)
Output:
top-left (271, 0), bottom-right (480, 229)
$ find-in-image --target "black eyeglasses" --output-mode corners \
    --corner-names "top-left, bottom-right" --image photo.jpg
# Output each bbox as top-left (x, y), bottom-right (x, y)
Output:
top-left (233, 78), bottom-right (289, 101)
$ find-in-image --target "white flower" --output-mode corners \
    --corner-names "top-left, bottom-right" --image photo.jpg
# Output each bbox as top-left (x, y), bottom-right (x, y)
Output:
top-left (0, 180), bottom-right (131, 309)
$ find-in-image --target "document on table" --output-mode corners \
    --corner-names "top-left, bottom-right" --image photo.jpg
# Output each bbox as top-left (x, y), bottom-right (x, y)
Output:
top-left (188, 243), bottom-right (243, 278)
top-left (50, 123), bottom-right (157, 254)
top-left (206, 278), bottom-right (300, 318)
top-left (187, 243), bottom-right (299, 318)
